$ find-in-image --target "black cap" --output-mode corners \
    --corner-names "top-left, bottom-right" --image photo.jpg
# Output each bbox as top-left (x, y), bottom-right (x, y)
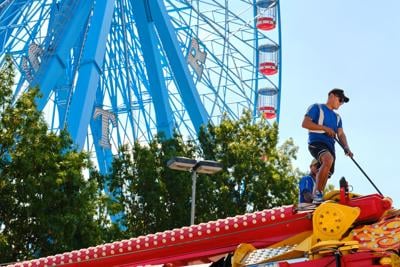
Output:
top-left (329, 88), bottom-right (349, 103)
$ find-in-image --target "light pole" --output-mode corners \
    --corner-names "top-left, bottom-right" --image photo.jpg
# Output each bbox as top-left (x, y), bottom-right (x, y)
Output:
top-left (167, 156), bottom-right (223, 225)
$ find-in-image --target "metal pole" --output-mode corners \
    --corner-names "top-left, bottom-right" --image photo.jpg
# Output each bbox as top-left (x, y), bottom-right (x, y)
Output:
top-left (334, 136), bottom-right (383, 196)
top-left (190, 170), bottom-right (197, 225)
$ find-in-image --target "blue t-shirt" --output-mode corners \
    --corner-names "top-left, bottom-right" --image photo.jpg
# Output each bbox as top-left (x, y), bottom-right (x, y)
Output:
top-left (299, 174), bottom-right (315, 203)
top-left (305, 103), bottom-right (342, 152)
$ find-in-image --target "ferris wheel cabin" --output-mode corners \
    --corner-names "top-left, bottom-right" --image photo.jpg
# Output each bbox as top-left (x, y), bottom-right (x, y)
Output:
top-left (258, 44), bottom-right (279, 76)
top-left (258, 87), bottom-right (278, 119)
top-left (256, 0), bottom-right (277, 31)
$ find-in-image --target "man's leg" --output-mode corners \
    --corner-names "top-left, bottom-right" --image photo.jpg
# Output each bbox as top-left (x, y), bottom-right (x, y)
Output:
top-left (315, 151), bottom-right (334, 194)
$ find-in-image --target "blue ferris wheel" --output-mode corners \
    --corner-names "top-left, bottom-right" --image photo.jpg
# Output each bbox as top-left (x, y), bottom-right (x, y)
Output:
top-left (0, 0), bottom-right (282, 174)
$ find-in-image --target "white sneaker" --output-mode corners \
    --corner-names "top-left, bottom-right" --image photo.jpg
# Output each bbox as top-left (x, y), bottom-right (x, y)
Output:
top-left (312, 191), bottom-right (324, 204)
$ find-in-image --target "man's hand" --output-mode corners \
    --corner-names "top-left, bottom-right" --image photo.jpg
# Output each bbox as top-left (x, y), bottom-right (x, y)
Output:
top-left (344, 147), bottom-right (353, 158)
top-left (323, 126), bottom-right (336, 137)
top-left (303, 191), bottom-right (313, 203)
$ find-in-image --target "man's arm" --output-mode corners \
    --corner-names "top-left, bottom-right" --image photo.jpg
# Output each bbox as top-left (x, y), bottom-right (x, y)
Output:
top-left (299, 176), bottom-right (315, 203)
top-left (302, 190), bottom-right (313, 203)
top-left (337, 128), bottom-right (353, 157)
top-left (302, 116), bottom-right (336, 137)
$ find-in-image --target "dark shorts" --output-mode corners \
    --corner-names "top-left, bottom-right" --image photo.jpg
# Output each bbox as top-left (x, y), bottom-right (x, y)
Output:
top-left (308, 142), bottom-right (336, 176)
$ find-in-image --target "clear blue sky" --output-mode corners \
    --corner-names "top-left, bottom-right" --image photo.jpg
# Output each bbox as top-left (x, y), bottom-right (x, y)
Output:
top-left (277, 1), bottom-right (400, 206)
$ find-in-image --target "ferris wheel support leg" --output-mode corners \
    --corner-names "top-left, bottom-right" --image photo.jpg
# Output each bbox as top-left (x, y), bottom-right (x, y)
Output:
top-left (67, 0), bottom-right (116, 149)
top-left (149, 0), bottom-right (209, 132)
top-left (90, 116), bottom-right (125, 226)
top-left (132, 0), bottom-right (175, 138)
top-left (33, 0), bottom-right (94, 111)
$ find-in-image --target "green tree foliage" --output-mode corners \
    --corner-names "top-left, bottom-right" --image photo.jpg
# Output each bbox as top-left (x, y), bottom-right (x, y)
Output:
top-left (0, 57), bottom-right (102, 261)
top-left (198, 112), bottom-right (300, 218)
top-left (105, 111), bottom-right (301, 238)
top-left (105, 134), bottom-right (198, 238)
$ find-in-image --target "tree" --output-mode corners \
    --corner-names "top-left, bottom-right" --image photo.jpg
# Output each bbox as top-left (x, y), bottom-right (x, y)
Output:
top-left (197, 111), bottom-right (300, 219)
top-left (105, 134), bottom-right (198, 238)
top-left (106, 111), bottom-right (301, 237)
top-left (0, 57), bottom-right (102, 261)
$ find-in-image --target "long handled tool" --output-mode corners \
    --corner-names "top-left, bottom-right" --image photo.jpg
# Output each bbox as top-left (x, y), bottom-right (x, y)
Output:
top-left (334, 136), bottom-right (383, 196)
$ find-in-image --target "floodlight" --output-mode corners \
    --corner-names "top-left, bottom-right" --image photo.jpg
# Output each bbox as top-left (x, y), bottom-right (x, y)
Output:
top-left (167, 157), bottom-right (197, 171)
top-left (194, 160), bottom-right (223, 174)
top-left (167, 157), bottom-right (223, 225)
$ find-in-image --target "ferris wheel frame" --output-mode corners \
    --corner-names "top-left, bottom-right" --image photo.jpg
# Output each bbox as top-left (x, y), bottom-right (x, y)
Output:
top-left (0, 0), bottom-right (282, 174)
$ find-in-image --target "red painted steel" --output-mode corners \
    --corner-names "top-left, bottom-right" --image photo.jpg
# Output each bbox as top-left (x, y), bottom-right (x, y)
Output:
top-left (259, 62), bottom-right (278, 75)
top-left (346, 194), bottom-right (392, 223)
top-left (260, 106), bottom-right (276, 119)
top-left (8, 206), bottom-right (313, 266)
top-left (7, 194), bottom-right (395, 267)
top-left (256, 17), bottom-right (276, 31)
top-left (277, 251), bottom-right (393, 267)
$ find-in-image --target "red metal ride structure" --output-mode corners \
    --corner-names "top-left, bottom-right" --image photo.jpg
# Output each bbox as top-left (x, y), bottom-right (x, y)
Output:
top-left (7, 179), bottom-right (400, 267)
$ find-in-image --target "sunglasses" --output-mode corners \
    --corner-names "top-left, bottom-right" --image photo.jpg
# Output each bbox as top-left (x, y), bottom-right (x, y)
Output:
top-left (334, 94), bottom-right (345, 103)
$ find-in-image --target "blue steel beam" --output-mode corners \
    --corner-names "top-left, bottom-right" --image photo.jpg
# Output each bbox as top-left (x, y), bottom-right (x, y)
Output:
top-left (66, 0), bottom-right (115, 149)
top-left (91, 85), bottom-right (125, 226)
top-left (252, 0), bottom-right (260, 120)
top-left (114, 1), bottom-right (138, 143)
top-left (276, 0), bottom-right (282, 123)
top-left (54, 46), bottom-right (80, 130)
top-left (0, 0), bottom-right (27, 53)
top-left (33, 0), bottom-right (93, 111)
top-left (91, 86), bottom-right (112, 174)
top-left (150, 0), bottom-right (209, 132)
top-left (131, 0), bottom-right (174, 139)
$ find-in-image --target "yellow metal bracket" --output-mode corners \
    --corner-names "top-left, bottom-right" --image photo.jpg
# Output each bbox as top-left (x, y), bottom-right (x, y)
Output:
top-left (312, 202), bottom-right (360, 243)
top-left (232, 203), bottom-right (361, 266)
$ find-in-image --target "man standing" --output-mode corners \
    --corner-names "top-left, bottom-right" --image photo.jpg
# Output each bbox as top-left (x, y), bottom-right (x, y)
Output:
top-left (302, 88), bottom-right (353, 203)
top-left (299, 159), bottom-right (319, 204)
